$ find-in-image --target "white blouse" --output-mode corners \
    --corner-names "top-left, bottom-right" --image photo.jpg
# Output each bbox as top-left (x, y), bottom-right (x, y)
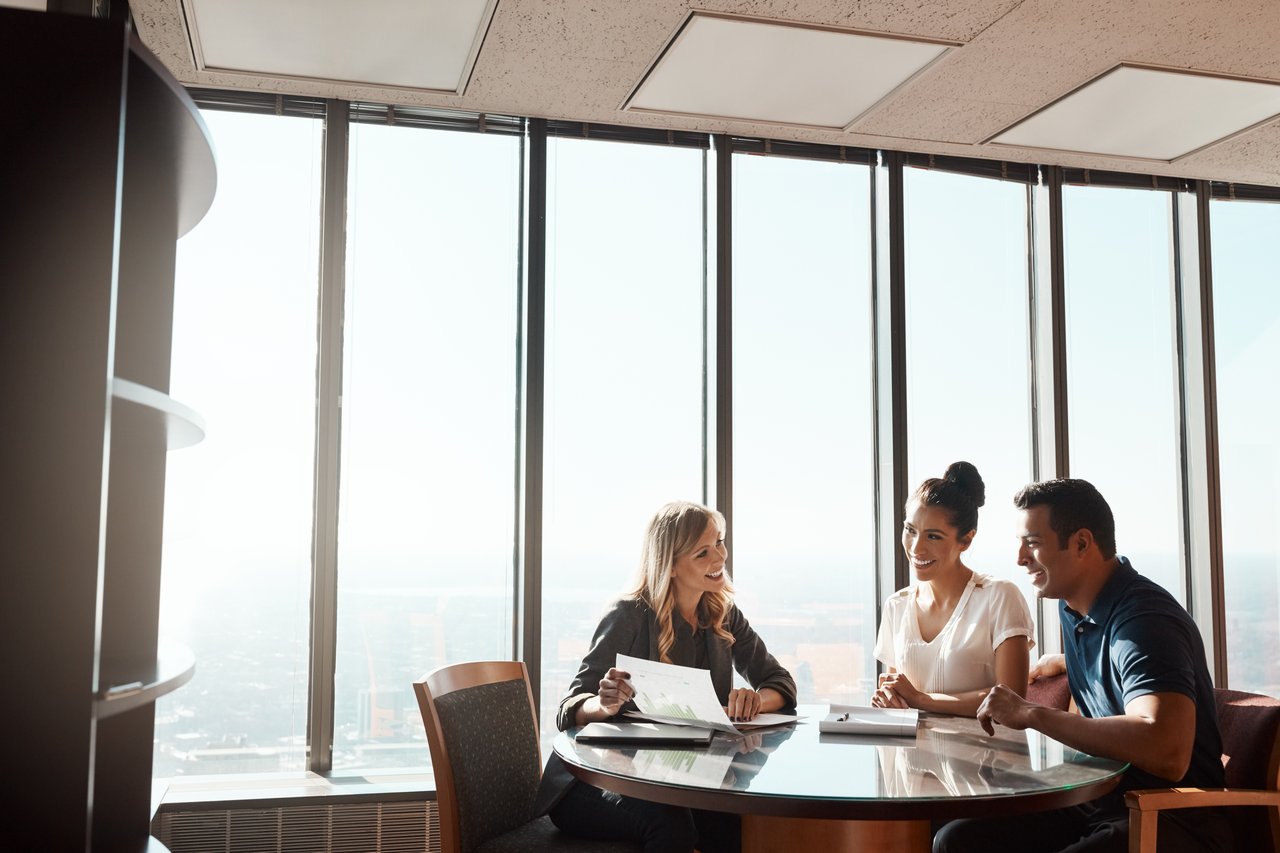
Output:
top-left (874, 572), bottom-right (1035, 696)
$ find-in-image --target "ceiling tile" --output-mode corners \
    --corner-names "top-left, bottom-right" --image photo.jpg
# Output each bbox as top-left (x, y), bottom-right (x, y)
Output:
top-left (626, 13), bottom-right (952, 129)
top-left (991, 64), bottom-right (1280, 161)
top-left (188, 0), bottom-right (495, 92)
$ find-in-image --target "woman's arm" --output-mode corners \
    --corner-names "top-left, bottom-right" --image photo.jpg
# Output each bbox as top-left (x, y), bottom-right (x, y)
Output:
top-left (556, 599), bottom-right (644, 730)
top-left (878, 636), bottom-right (1030, 717)
top-left (1030, 652), bottom-right (1066, 681)
top-left (726, 686), bottom-right (787, 721)
top-left (573, 666), bottom-right (635, 726)
top-left (727, 606), bottom-right (798, 715)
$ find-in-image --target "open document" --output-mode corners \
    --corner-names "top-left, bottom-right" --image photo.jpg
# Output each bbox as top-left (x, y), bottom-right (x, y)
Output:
top-left (819, 704), bottom-right (919, 736)
top-left (617, 654), bottom-right (799, 734)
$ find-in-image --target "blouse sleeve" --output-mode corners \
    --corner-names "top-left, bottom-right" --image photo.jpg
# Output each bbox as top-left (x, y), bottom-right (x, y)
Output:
top-left (988, 580), bottom-right (1036, 652)
top-left (555, 599), bottom-right (644, 731)
top-left (874, 593), bottom-right (900, 668)
top-left (726, 606), bottom-right (798, 712)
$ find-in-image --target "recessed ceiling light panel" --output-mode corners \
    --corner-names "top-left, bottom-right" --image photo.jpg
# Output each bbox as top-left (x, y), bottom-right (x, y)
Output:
top-left (990, 64), bottom-right (1280, 161)
top-left (186, 0), bottom-right (497, 93)
top-left (626, 12), bottom-right (954, 130)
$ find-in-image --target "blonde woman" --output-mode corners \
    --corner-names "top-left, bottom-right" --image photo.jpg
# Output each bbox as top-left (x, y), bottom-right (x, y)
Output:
top-left (534, 501), bottom-right (796, 853)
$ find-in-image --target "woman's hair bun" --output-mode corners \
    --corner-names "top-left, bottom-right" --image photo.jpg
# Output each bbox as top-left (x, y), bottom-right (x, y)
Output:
top-left (944, 461), bottom-right (986, 508)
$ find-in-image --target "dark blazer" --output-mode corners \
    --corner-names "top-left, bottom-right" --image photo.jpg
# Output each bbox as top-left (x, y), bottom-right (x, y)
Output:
top-left (533, 597), bottom-right (797, 816)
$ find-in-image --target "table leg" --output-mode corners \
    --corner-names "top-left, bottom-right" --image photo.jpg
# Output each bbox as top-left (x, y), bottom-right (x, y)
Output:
top-left (741, 814), bottom-right (931, 852)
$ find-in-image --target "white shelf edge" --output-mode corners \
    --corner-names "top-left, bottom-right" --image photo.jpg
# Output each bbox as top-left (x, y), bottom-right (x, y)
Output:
top-left (96, 646), bottom-right (196, 720)
top-left (112, 378), bottom-right (206, 449)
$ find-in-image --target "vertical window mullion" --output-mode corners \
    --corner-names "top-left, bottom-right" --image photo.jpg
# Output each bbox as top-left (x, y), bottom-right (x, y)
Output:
top-left (512, 124), bottom-right (528, 665)
top-left (1173, 183), bottom-right (1228, 684)
top-left (1028, 166), bottom-right (1068, 654)
top-left (701, 147), bottom-right (714, 509)
top-left (871, 151), bottom-right (909, 633)
top-left (308, 98), bottom-right (349, 774)
top-left (520, 118), bottom-right (548, 709)
top-left (714, 134), bottom-right (733, 564)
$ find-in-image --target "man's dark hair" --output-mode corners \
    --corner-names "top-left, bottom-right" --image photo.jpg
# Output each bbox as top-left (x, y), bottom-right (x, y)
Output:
top-left (1013, 478), bottom-right (1117, 559)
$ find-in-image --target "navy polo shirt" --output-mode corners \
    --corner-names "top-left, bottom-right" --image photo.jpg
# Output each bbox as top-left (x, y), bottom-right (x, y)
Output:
top-left (1060, 557), bottom-right (1224, 792)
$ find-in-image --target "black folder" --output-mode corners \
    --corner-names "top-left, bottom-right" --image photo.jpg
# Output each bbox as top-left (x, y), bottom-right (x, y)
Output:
top-left (575, 721), bottom-right (715, 746)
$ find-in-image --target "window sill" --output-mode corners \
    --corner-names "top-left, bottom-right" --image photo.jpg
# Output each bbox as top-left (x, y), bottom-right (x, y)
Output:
top-left (154, 769), bottom-right (437, 813)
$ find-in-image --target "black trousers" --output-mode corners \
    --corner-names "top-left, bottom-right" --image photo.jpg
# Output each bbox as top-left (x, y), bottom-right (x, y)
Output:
top-left (933, 792), bottom-right (1232, 853)
top-left (549, 780), bottom-right (740, 853)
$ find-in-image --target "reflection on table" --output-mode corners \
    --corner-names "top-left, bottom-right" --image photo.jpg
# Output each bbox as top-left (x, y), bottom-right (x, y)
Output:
top-left (554, 703), bottom-right (1125, 821)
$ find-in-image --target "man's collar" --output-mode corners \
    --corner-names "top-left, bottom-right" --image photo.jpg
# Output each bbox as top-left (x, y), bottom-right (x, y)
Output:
top-left (1068, 557), bottom-right (1136, 625)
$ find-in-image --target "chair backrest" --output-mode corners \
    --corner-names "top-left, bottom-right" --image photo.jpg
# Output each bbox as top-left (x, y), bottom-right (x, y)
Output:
top-left (414, 661), bottom-right (544, 853)
top-left (1027, 672), bottom-right (1071, 711)
top-left (1214, 687), bottom-right (1280, 850)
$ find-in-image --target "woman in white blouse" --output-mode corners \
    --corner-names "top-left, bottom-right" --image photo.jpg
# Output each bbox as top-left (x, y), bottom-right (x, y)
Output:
top-left (872, 461), bottom-right (1034, 716)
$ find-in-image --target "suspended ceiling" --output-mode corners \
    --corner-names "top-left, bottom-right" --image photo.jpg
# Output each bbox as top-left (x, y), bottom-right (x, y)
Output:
top-left (129, 0), bottom-right (1280, 188)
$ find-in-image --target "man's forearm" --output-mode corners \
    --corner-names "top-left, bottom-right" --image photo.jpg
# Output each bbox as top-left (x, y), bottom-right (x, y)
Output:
top-left (1025, 699), bottom-right (1192, 781)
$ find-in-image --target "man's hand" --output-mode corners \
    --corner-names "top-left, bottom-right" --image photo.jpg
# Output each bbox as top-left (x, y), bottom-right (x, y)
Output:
top-left (1029, 653), bottom-right (1066, 682)
top-left (872, 671), bottom-right (920, 709)
top-left (596, 667), bottom-right (633, 716)
top-left (976, 684), bottom-right (1036, 735)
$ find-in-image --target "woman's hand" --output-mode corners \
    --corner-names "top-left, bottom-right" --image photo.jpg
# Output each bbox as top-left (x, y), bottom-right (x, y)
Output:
top-left (726, 687), bottom-right (763, 721)
top-left (871, 671), bottom-right (914, 709)
top-left (1029, 653), bottom-right (1066, 683)
top-left (730, 732), bottom-right (764, 755)
top-left (595, 667), bottom-right (634, 717)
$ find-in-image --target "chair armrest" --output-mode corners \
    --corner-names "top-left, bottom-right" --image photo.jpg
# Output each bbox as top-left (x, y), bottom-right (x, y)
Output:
top-left (1125, 787), bottom-right (1280, 812)
top-left (1126, 788), bottom-right (1280, 853)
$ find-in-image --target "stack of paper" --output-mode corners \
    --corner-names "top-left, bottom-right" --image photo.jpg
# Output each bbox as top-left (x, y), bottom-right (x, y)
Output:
top-left (819, 705), bottom-right (919, 737)
top-left (616, 653), bottom-right (799, 735)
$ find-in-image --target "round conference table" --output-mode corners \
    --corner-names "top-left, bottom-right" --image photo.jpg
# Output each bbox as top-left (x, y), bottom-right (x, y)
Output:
top-left (553, 704), bottom-right (1127, 852)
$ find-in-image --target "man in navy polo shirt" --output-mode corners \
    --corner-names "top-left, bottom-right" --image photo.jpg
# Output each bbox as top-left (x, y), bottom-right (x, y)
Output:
top-left (934, 478), bottom-right (1230, 853)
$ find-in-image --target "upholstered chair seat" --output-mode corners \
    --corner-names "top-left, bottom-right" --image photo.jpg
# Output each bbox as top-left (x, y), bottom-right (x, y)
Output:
top-left (415, 661), bottom-right (640, 853)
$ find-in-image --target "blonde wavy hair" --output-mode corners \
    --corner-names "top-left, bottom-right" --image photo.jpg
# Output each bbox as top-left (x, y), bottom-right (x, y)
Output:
top-left (626, 501), bottom-right (735, 664)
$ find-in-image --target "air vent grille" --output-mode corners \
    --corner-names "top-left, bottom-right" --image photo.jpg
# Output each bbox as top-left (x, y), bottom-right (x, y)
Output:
top-left (153, 799), bottom-right (440, 853)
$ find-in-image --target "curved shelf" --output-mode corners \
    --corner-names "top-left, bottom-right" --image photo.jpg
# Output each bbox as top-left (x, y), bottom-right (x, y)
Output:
top-left (112, 378), bottom-right (206, 449)
top-left (129, 32), bottom-right (217, 238)
top-left (96, 646), bottom-right (195, 721)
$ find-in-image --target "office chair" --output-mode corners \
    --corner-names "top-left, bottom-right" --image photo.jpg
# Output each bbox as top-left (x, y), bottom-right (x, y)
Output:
top-left (1125, 687), bottom-right (1280, 852)
top-left (414, 660), bottom-right (639, 852)
top-left (1027, 672), bottom-right (1072, 711)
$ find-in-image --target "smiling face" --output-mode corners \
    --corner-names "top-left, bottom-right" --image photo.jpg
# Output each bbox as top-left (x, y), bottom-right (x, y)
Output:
top-left (901, 501), bottom-right (973, 582)
top-left (670, 517), bottom-right (728, 601)
top-left (1017, 504), bottom-right (1079, 601)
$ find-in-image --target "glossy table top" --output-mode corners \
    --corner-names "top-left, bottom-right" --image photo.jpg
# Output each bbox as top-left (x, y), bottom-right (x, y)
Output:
top-left (554, 704), bottom-right (1128, 820)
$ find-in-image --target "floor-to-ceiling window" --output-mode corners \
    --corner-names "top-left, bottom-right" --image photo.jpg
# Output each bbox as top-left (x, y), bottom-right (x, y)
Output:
top-left (335, 123), bottom-right (523, 769)
top-left (538, 137), bottom-right (708, 735)
top-left (904, 167), bottom-right (1034, 613)
top-left (156, 109), bottom-right (323, 776)
top-left (731, 152), bottom-right (877, 704)
top-left (155, 99), bottom-right (1280, 792)
top-left (1062, 185), bottom-right (1183, 600)
top-left (1210, 197), bottom-right (1280, 696)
